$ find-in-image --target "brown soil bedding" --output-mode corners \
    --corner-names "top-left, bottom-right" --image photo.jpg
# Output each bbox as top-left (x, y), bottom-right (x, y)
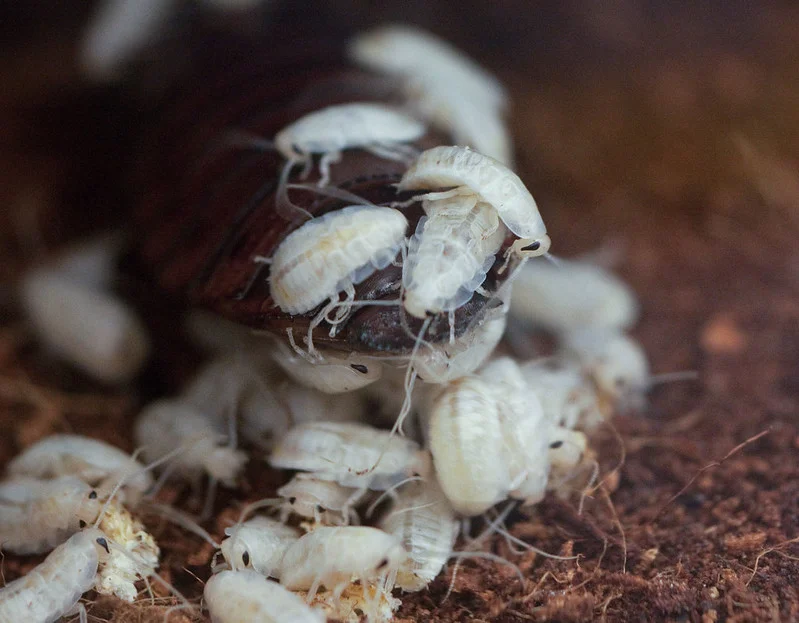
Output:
top-left (2, 3), bottom-right (799, 622)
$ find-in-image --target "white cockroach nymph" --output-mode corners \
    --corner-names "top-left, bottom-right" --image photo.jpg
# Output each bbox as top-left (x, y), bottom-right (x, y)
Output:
top-left (277, 474), bottom-right (366, 527)
top-left (20, 268), bottom-right (151, 384)
top-left (6, 434), bottom-right (152, 503)
top-left (134, 399), bottom-right (248, 488)
top-left (0, 527), bottom-right (107, 623)
top-left (397, 146), bottom-right (550, 258)
top-left (205, 569), bottom-right (326, 623)
top-left (80, 0), bottom-right (178, 80)
top-left (547, 427), bottom-right (590, 494)
top-left (348, 26), bottom-right (514, 165)
top-left (271, 344), bottom-right (383, 394)
top-left (520, 359), bottom-right (604, 430)
top-left (269, 421), bottom-right (426, 491)
top-left (478, 357), bottom-right (552, 505)
top-left (269, 102), bottom-right (425, 218)
top-left (219, 515), bottom-right (301, 577)
top-left (181, 352), bottom-right (285, 441)
top-left (52, 234), bottom-right (123, 291)
top-left (268, 204), bottom-right (408, 355)
top-left (0, 476), bottom-right (104, 555)
top-left (182, 352), bottom-right (366, 449)
top-left (279, 526), bottom-right (407, 600)
top-left (509, 257), bottom-right (640, 333)
top-left (560, 328), bottom-right (650, 411)
top-left (268, 205), bottom-right (407, 315)
top-left (378, 478), bottom-right (458, 592)
top-left (349, 25), bottom-right (508, 113)
top-left (82, 0), bottom-right (272, 80)
top-left (0, 475), bottom-right (161, 603)
top-left (274, 103), bottom-right (425, 177)
top-left (0, 519), bottom-right (160, 617)
top-left (402, 193), bottom-right (508, 319)
top-left (426, 376), bottom-right (511, 516)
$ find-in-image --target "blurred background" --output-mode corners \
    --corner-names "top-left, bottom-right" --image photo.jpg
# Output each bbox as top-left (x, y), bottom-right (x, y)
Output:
top-left (1, 2), bottom-right (798, 620)
top-left (2, 0), bottom-right (798, 270)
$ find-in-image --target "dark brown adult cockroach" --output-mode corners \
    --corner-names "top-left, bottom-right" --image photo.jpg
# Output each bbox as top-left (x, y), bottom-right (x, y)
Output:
top-left (125, 15), bottom-right (515, 357)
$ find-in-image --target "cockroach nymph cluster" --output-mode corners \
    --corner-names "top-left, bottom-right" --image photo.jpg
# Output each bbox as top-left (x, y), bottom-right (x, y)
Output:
top-left (1, 3), bottom-right (659, 622)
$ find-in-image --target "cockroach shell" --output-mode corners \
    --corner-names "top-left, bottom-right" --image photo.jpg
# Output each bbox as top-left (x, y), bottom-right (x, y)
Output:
top-left (128, 33), bottom-right (516, 356)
